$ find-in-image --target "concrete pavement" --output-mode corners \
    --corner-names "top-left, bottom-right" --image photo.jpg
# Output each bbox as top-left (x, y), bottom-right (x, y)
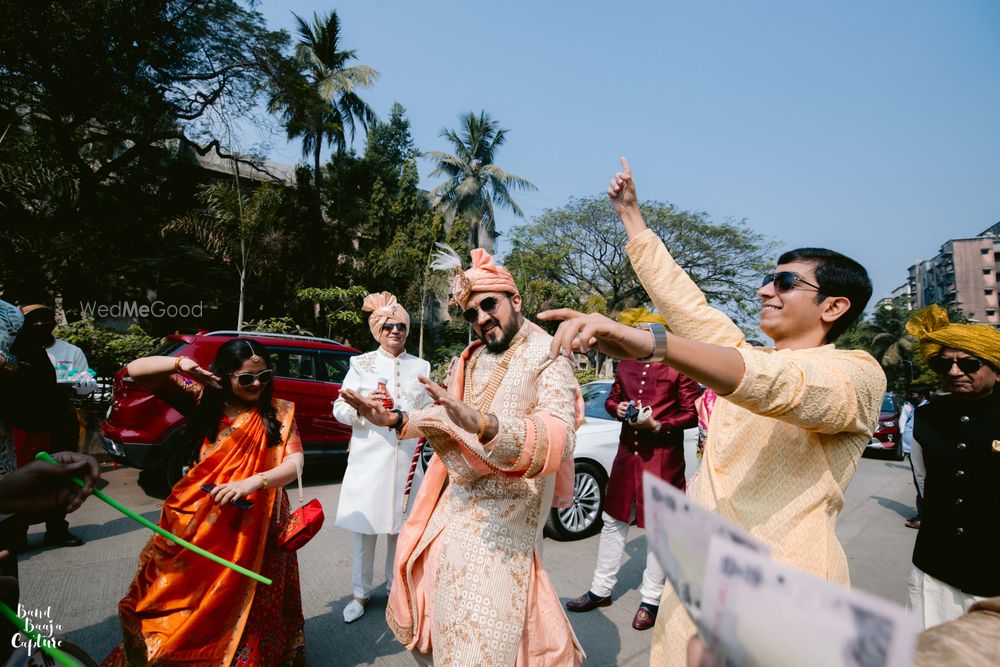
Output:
top-left (16, 453), bottom-right (917, 666)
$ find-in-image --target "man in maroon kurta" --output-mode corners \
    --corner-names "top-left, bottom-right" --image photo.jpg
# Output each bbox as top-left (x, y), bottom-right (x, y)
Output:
top-left (567, 311), bottom-right (699, 630)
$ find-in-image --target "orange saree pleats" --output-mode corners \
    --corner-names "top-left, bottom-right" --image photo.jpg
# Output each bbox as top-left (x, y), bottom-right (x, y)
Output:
top-left (105, 403), bottom-right (294, 667)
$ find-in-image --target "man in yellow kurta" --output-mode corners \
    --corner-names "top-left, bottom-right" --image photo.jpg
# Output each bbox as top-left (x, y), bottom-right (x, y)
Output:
top-left (541, 158), bottom-right (886, 666)
top-left (341, 248), bottom-right (585, 666)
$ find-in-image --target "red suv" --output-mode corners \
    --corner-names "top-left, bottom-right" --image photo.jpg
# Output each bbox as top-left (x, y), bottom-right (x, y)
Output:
top-left (864, 392), bottom-right (904, 460)
top-left (100, 330), bottom-right (360, 489)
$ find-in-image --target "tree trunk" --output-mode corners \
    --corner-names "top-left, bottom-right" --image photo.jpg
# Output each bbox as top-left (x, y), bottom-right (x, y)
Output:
top-left (477, 217), bottom-right (495, 254)
top-left (237, 269), bottom-right (245, 332)
top-left (313, 139), bottom-right (323, 208)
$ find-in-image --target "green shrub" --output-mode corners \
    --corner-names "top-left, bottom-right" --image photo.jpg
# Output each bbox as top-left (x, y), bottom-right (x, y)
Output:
top-left (241, 317), bottom-right (315, 336)
top-left (55, 320), bottom-right (162, 378)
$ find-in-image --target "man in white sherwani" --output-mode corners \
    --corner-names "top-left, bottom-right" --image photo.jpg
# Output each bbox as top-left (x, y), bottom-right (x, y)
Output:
top-left (333, 291), bottom-right (433, 623)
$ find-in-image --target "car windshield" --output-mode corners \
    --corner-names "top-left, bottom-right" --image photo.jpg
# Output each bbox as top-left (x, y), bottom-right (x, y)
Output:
top-left (581, 382), bottom-right (613, 420)
top-left (154, 339), bottom-right (187, 357)
top-left (881, 395), bottom-right (896, 413)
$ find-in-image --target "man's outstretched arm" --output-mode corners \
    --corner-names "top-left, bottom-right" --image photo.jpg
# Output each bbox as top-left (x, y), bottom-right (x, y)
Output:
top-left (538, 308), bottom-right (746, 396)
top-left (608, 157), bottom-right (745, 347)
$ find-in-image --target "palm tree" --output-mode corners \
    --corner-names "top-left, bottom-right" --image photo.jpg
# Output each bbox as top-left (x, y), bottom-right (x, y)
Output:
top-left (427, 111), bottom-right (536, 253)
top-left (270, 11), bottom-right (378, 193)
top-left (163, 181), bottom-right (285, 330)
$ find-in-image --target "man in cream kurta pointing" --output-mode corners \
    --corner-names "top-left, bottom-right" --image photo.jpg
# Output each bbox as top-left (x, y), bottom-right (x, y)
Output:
top-left (540, 158), bottom-right (886, 666)
top-left (333, 292), bottom-right (432, 623)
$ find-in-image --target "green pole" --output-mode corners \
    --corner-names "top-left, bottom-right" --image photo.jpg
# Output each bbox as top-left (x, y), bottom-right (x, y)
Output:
top-left (0, 600), bottom-right (81, 666)
top-left (35, 452), bottom-right (271, 585)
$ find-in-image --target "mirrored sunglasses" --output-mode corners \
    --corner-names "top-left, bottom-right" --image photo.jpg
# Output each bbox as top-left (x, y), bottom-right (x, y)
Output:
top-left (382, 322), bottom-right (407, 332)
top-left (462, 296), bottom-right (501, 323)
top-left (928, 356), bottom-right (984, 375)
top-left (761, 271), bottom-right (821, 293)
top-left (232, 369), bottom-right (273, 387)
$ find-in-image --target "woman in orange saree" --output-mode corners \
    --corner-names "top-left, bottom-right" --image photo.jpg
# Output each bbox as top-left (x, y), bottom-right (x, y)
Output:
top-left (103, 338), bottom-right (306, 667)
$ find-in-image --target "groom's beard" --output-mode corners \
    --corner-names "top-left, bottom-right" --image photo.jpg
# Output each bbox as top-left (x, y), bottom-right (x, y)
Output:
top-left (480, 316), bottom-right (522, 353)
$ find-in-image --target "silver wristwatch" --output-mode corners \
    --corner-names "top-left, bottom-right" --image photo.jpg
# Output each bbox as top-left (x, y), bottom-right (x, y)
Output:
top-left (637, 323), bottom-right (668, 363)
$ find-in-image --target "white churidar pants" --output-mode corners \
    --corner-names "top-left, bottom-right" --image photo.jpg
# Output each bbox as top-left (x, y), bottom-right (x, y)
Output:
top-left (906, 565), bottom-right (986, 630)
top-left (352, 532), bottom-right (398, 600)
top-left (589, 512), bottom-right (666, 606)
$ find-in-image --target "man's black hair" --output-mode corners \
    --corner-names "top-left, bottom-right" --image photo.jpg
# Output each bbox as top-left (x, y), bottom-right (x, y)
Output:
top-left (777, 247), bottom-right (872, 343)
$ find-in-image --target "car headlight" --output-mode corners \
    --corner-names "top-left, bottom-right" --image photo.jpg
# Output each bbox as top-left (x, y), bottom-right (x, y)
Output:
top-left (881, 421), bottom-right (896, 428)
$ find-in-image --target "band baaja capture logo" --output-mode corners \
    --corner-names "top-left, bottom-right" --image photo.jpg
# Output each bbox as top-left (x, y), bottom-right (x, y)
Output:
top-left (12, 604), bottom-right (64, 656)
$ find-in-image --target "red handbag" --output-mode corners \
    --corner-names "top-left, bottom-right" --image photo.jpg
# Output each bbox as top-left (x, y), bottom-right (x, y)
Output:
top-left (277, 460), bottom-right (325, 551)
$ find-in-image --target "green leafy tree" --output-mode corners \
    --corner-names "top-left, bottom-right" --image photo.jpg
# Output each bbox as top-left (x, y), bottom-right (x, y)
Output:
top-left (0, 0), bottom-right (288, 191)
top-left (0, 0), bottom-right (290, 321)
top-left (295, 286), bottom-right (369, 343)
top-left (55, 320), bottom-right (161, 379)
top-left (426, 111), bottom-right (536, 253)
top-left (365, 102), bottom-right (420, 183)
top-left (270, 10), bottom-right (378, 193)
top-left (163, 182), bottom-right (286, 330)
top-left (505, 196), bottom-right (775, 327)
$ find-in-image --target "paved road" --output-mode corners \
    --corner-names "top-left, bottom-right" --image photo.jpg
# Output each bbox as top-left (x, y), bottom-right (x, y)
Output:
top-left (17, 452), bottom-right (917, 666)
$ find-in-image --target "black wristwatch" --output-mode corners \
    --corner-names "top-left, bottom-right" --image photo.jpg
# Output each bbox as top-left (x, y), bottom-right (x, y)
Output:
top-left (391, 409), bottom-right (405, 430)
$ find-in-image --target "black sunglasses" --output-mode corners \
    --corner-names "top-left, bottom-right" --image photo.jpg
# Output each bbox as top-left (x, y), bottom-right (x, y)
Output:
top-left (382, 322), bottom-right (407, 333)
top-left (231, 369), bottom-right (273, 387)
top-left (928, 356), bottom-right (984, 375)
top-left (762, 271), bottom-right (822, 293)
top-left (463, 296), bottom-right (503, 323)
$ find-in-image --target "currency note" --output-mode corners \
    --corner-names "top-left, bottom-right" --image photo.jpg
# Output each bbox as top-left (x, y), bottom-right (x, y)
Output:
top-left (641, 471), bottom-right (770, 623)
top-left (700, 538), bottom-right (918, 667)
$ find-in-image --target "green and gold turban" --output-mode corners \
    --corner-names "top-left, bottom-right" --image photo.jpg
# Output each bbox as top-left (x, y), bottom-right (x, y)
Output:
top-left (905, 304), bottom-right (1000, 369)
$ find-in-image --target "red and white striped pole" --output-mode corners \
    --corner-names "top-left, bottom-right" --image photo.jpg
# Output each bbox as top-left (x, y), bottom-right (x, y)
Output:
top-left (401, 438), bottom-right (426, 513)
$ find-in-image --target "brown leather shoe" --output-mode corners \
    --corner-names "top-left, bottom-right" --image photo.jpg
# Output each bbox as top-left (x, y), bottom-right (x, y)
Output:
top-left (632, 606), bottom-right (657, 630)
top-left (566, 592), bottom-right (612, 612)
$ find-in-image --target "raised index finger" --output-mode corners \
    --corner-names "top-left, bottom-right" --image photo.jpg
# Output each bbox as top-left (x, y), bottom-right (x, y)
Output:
top-left (620, 156), bottom-right (631, 178)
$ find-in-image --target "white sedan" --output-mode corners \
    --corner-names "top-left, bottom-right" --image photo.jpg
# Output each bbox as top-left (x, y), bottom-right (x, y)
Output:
top-left (544, 380), bottom-right (700, 541)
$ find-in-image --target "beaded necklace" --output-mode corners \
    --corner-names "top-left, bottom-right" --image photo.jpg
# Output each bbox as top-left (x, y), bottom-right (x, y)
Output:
top-left (463, 332), bottom-right (526, 412)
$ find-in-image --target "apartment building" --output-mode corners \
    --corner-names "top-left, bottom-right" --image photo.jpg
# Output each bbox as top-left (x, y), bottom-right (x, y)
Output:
top-left (908, 222), bottom-right (1000, 327)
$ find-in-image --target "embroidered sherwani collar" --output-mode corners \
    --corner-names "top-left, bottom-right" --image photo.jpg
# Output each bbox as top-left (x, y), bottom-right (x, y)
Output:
top-left (377, 346), bottom-right (407, 360)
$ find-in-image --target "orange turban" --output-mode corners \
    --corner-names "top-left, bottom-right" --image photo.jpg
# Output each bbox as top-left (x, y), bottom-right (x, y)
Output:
top-left (361, 292), bottom-right (410, 342)
top-left (430, 245), bottom-right (520, 309)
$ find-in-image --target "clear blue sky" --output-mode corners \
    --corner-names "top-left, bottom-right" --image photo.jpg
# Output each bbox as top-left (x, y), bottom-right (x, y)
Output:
top-left (254, 1), bottom-right (1000, 304)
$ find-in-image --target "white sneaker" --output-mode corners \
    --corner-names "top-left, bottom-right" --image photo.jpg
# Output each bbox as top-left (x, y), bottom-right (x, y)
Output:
top-left (343, 599), bottom-right (367, 623)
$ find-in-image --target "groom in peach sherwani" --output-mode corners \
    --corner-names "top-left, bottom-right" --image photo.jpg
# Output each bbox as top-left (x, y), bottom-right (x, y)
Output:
top-left (341, 247), bottom-right (585, 666)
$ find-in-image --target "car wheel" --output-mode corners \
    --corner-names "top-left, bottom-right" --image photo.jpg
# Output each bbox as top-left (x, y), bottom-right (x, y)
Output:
top-left (545, 461), bottom-right (606, 541)
top-left (418, 439), bottom-right (434, 472)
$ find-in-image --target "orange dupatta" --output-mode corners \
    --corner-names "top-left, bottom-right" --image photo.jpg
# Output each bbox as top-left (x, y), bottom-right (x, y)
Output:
top-left (112, 400), bottom-right (295, 667)
top-left (386, 322), bottom-right (584, 649)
